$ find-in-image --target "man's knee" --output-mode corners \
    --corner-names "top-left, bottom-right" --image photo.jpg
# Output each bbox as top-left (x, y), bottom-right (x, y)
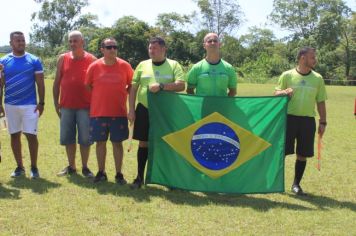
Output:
top-left (139, 141), bottom-right (148, 148)
top-left (296, 155), bottom-right (307, 161)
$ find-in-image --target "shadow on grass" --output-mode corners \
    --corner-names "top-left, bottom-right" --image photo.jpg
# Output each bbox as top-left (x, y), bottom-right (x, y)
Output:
top-left (7, 177), bottom-right (61, 194)
top-left (65, 175), bottom-right (312, 211)
top-left (64, 175), bottom-right (356, 212)
top-left (0, 183), bottom-right (20, 199)
top-left (67, 174), bottom-right (172, 202)
top-left (162, 190), bottom-right (312, 211)
top-left (287, 193), bottom-right (356, 212)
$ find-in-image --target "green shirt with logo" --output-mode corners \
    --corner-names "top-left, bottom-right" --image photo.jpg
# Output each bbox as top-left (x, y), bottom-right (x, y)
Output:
top-left (132, 58), bottom-right (185, 108)
top-left (276, 69), bottom-right (327, 117)
top-left (187, 59), bottom-right (237, 96)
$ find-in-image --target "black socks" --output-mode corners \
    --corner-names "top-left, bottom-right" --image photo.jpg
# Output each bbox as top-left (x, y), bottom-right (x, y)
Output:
top-left (293, 159), bottom-right (307, 186)
top-left (137, 147), bottom-right (148, 181)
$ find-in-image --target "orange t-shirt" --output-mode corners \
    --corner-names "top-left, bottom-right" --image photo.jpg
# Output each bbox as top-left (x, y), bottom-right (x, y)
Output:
top-left (85, 58), bottom-right (133, 117)
top-left (60, 52), bottom-right (95, 109)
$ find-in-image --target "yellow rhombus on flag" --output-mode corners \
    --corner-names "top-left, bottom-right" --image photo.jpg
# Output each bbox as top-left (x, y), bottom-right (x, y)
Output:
top-left (162, 112), bottom-right (271, 179)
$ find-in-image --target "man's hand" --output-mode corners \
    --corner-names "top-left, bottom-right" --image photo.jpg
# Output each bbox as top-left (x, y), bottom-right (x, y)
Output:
top-left (149, 83), bottom-right (161, 93)
top-left (0, 63), bottom-right (4, 86)
top-left (127, 109), bottom-right (136, 125)
top-left (0, 105), bottom-right (4, 117)
top-left (54, 103), bottom-right (61, 117)
top-left (35, 104), bottom-right (44, 117)
top-left (318, 123), bottom-right (326, 137)
top-left (275, 88), bottom-right (293, 97)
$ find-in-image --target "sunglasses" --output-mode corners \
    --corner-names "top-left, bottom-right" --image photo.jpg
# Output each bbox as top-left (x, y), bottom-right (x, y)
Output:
top-left (104, 45), bottom-right (118, 50)
top-left (206, 39), bottom-right (218, 43)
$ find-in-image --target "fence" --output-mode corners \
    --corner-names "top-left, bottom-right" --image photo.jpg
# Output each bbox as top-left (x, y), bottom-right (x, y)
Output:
top-left (324, 79), bottom-right (356, 86)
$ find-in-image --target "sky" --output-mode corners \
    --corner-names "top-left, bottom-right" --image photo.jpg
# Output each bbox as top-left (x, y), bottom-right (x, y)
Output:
top-left (1, 0), bottom-right (355, 46)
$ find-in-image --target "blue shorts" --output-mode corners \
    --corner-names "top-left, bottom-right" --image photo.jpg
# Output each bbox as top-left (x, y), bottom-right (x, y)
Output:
top-left (90, 117), bottom-right (129, 142)
top-left (60, 108), bottom-right (91, 146)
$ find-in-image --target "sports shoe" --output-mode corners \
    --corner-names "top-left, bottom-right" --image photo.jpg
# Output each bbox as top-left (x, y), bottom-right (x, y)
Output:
top-left (82, 167), bottom-right (94, 178)
top-left (115, 172), bottom-right (127, 185)
top-left (130, 178), bottom-right (143, 189)
top-left (57, 166), bottom-right (77, 177)
top-left (30, 166), bottom-right (40, 179)
top-left (291, 184), bottom-right (307, 196)
top-left (93, 171), bottom-right (107, 183)
top-left (11, 166), bottom-right (25, 178)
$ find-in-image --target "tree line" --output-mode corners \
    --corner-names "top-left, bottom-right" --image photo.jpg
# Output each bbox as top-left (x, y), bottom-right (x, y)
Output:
top-left (19, 0), bottom-right (356, 83)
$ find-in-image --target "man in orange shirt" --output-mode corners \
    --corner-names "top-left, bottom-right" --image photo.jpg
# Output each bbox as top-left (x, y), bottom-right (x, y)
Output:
top-left (53, 30), bottom-right (96, 177)
top-left (85, 37), bottom-right (133, 184)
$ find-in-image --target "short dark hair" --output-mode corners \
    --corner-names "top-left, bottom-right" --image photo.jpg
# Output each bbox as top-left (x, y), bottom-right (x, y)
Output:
top-left (100, 37), bottom-right (117, 48)
top-left (297, 47), bottom-right (316, 60)
top-left (10, 31), bottom-right (24, 40)
top-left (149, 36), bottom-right (166, 47)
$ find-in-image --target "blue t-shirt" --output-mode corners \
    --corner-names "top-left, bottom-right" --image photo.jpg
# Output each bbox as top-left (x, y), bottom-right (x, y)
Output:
top-left (0, 52), bottom-right (44, 105)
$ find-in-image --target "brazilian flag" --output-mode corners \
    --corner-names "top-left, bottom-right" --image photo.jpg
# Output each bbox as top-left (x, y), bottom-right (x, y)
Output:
top-left (146, 92), bottom-right (288, 194)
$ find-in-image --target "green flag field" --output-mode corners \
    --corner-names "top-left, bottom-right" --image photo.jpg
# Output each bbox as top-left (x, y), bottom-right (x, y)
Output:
top-left (147, 92), bottom-right (288, 193)
top-left (0, 80), bottom-right (355, 235)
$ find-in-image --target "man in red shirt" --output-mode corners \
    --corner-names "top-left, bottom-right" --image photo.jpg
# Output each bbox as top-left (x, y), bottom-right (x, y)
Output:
top-left (85, 37), bottom-right (133, 184)
top-left (53, 30), bottom-right (96, 177)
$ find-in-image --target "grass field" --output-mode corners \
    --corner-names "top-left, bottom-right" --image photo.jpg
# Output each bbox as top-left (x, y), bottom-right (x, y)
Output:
top-left (0, 80), bottom-right (355, 235)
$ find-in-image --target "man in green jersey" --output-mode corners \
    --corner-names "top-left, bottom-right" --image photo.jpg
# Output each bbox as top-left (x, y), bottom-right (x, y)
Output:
top-left (186, 32), bottom-right (237, 97)
top-left (128, 37), bottom-right (185, 189)
top-left (275, 47), bottom-right (327, 196)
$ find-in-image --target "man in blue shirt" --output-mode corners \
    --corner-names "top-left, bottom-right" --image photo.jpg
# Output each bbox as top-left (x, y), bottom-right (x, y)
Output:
top-left (0, 31), bottom-right (45, 178)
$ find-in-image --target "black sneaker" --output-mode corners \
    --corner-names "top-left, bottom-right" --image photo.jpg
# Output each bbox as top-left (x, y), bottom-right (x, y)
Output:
top-left (57, 166), bottom-right (77, 177)
top-left (82, 167), bottom-right (94, 178)
top-left (115, 172), bottom-right (127, 185)
top-left (11, 166), bottom-right (25, 178)
top-left (130, 178), bottom-right (143, 189)
top-left (93, 171), bottom-right (107, 183)
top-left (30, 166), bottom-right (40, 179)
top-left (291, 184), bottom-right (307, 196)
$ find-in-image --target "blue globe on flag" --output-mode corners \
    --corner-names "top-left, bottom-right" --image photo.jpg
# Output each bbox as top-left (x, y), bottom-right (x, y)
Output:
top-left (191, 122), bottom-right (240, 170)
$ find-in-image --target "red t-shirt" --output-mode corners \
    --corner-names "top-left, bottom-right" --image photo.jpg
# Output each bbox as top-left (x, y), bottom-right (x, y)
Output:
top-left (60, 52), bottom-right (95, 109)
top-left (85, 58), bottom-right (133, 117)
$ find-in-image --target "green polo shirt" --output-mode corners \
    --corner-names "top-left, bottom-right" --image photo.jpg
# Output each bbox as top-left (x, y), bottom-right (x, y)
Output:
top-left (276, 69), bottom-right (327, 117)
top-left (132, 58), bottom-right (185, 108)
top-left (187, 59), bottom-right (237, 96)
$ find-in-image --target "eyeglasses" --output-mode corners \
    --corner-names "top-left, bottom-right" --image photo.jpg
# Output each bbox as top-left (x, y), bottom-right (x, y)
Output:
top-left (206, 39), bottom-right (218, 43)
top-left (104, 45), bottom-right (118, 50)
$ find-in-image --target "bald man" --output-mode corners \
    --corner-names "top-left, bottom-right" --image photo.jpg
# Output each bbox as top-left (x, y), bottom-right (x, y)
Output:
top-left (187, 32), bottom-right (237, 97)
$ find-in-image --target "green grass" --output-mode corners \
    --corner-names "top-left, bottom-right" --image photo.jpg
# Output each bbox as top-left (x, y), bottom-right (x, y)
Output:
top-left (0, 80), bottom-right (355, 235)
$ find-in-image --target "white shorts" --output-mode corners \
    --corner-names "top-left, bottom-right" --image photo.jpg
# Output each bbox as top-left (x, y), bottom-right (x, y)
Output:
top-left (4, 104), bottom-right (39, 135)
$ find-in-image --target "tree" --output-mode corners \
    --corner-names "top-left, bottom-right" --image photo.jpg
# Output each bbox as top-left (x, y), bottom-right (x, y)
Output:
top-left (31, 0), bottom-right (97, 49)
top-left (237, 27), bottom-right (290, 81)
top-left (240, 27), bottom-right (276, 62)
top-left (155, 12), bottom-right (191, 34)
top-left (166, 31), bottom-right (201, 66)
top-left (337, 12), bottom-right (356, 79)
top-left (154, 12), bottom-right (201, 66)
top-left (270, 0), bottom-right (353, 79)
top-left (111, 16), bottom-right (151, 68)
top-left (269, 0), bottom-right (319, 39)
top-left (194, 0), bottom-right (243, 37)
top-left (270, 0), bottom-right (351, 40)
top-left (220, 35), bottom-right (244, 66)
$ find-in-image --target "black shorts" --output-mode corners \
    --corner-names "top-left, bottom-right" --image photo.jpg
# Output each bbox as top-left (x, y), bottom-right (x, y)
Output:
top-left (133, 103), bottom-right (149, 141)
top-left (285, 115), bottom-right (316, 157)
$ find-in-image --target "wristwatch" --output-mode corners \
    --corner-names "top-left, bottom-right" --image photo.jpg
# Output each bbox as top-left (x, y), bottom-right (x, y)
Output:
top-left (159, 83), bottom-right (164, 91)
top-left (319, 121), bottom-right (327, 126)
top-left (38, 102), bottom-right (45, 106)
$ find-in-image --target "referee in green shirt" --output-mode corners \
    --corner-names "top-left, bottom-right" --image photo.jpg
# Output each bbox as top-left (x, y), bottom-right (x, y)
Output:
top-left (275, 47), bottom-right (327, 196)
